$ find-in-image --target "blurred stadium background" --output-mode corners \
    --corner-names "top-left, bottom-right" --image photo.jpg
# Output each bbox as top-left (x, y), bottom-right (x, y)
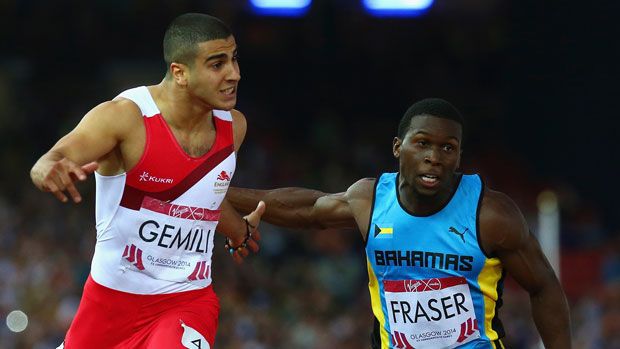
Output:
top-left (0, 0), bottom-right (618, 348)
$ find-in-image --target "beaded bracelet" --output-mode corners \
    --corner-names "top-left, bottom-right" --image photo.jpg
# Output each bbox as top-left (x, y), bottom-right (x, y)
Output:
top-left (224, 218), bottom-right (255, 254)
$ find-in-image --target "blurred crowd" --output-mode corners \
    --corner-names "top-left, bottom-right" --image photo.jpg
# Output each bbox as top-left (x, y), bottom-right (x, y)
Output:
top-left (1, 0), bottom-right (619, 348)
top-left (0, 120), bottom-right (618, 348)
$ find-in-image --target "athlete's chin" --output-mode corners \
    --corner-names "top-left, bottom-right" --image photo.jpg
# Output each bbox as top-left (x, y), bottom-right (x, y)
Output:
top-left (414, 186), bottom-right (442, 197)
top-left (215, 99), bottom-right (237, 111)
top-left (412, 179), bottom-right (443, 197)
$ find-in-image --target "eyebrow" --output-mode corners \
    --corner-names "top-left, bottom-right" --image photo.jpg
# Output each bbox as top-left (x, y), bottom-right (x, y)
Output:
top-left (413, 130), bottom-right (459, 141)
top-left (205, 48), bottom-right (238, 62)
top-left (205, 53), bottom-right (228, 62)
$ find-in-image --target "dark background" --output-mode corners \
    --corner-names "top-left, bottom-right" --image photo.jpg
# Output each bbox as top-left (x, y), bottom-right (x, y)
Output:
top-left (0, 1), bottom-right (618, 348)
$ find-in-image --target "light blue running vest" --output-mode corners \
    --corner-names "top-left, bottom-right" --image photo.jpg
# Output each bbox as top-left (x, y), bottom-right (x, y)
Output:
top-left (366, 173), bottom-right (505, 349)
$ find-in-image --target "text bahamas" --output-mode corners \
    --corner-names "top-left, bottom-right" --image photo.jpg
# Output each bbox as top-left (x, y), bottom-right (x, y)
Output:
top-left (139, 220), bottom-right (212, 253)
top-left (374, 250), bottom-right (473, 271)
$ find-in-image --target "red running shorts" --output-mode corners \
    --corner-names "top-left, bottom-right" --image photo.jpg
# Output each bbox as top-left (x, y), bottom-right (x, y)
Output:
top-left (60, 275), bottom-right (219, 349)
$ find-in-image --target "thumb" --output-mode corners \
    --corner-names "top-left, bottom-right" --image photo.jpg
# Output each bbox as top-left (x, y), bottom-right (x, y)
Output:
top-left (81, 161), bottom-right (99, 174)
top-left (246, 200), bottom-right (265, 226)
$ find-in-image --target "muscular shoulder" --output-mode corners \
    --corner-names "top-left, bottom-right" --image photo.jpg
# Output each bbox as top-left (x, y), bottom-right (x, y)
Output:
top-left (81, 98), bottom-right (143, 138)
top-left (479, 188), bottom-right (529, 255)
top-left (344, 178), bottom-right (376, 238)
top-left (230, 109), bottom-right (247, 124)
top-left (230, 109), bottom-right (247, 152)
top-left (96, 98), bottom-right (143, 120)
top-left (73, 99), bottom-right (142, 141)
top-left (345, 178), bottom-right (376, 202)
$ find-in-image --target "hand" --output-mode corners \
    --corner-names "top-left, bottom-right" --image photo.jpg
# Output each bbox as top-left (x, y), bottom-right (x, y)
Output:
top-left (31, 158), bottom-right (98, 203)
top-left (229, 201), bottom-right (265, 264)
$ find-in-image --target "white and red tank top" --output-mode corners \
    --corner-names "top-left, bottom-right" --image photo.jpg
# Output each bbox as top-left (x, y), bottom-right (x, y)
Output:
top-left (90, 86), bottom-right (236, 294)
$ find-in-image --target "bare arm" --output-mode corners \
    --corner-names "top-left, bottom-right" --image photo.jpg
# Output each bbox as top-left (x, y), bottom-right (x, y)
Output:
top-left (30, 99), bottom-right (138, 203)
top-left (226, 187), bottom-right (351, 229)
top-left (480, 190), bottom-right (571, 348)
top-left (226, 178), bottom-right (375, 237)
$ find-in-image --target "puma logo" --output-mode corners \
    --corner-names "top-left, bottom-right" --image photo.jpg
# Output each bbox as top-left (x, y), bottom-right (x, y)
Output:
top-left (448, 226), bottom-right (468, 243)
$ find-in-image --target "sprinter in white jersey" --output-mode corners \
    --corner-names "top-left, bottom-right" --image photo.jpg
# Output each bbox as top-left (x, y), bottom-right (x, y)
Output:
top-left (227, 98), bottom-right (572, 348)
top-left (30, 13), bottom-right (264, 349)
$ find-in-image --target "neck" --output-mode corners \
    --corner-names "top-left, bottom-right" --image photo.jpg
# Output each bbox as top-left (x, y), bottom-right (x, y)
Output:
top-left (153, 79), bottom-right (214, 131)
top-left (398, 173), bottom-right (459, 216)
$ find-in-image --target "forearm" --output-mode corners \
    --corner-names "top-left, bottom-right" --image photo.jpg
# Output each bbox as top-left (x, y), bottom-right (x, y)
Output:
top-left (32, 149), bottom-right (63, 170)
top-left (226, 187), bottom-right (265, 215)
top-left (227, 187), bottom-right (326, 229)
top-left (530, 280), bottom-right (572, 348)
top-left (31, 143), bottom-right (93, 184)
top-left (30, 150), bottom-right (67, 186)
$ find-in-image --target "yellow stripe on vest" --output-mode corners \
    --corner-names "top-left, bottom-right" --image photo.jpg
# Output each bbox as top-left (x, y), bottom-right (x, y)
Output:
top-left (477, 257), bottom-right (503, 342)
top-left (367, 258), bottom-right (390, 349)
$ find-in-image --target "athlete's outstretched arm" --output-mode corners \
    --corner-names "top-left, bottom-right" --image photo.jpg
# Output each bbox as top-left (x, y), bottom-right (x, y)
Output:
top-left (480, 190), bottom-right (571, 348)
top-left (30, 100), bottom-right (138, 203)
top-left (226, 188), bottom-right (353, 229)
top-left (227, 178), bottom-right (375, 232)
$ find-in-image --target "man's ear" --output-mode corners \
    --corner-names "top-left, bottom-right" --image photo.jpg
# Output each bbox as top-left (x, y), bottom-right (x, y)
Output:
top-left (170, 62), bottom-right (189, 86)
top-left (393, 137), bottom-right (402, 158)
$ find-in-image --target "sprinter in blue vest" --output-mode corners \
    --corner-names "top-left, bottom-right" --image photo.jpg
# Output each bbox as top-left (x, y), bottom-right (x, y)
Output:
top-left (227, 98), bottom-right (571, 349)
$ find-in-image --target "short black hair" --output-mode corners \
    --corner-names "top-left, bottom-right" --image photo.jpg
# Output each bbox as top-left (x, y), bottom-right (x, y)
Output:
top-left (163, 13), bottom-right (232, 68)
top-left (397, 98), bottom-right (465, 139)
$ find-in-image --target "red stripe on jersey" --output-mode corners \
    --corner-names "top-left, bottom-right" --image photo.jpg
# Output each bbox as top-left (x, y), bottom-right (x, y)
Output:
top-left (188, 263), bottom-right (201, 281)
top-left (120, 144), bottom-right (234, 210)
top-left (120, 113), bottom-right (234, 208)
top-left (127, 245), bottom-right (136, 263)
top-left (158, 144), bottom-right (234, 200)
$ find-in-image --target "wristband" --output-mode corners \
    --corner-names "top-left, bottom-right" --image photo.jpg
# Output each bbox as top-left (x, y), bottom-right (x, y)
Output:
top-left (224, 218), bottom-right (254, 254)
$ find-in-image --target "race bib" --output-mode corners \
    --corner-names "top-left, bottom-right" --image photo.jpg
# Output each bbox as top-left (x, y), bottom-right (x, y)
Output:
top-left (119, 197), bottom-right (219, 283)
top-left (384, 276), bottom-right (480, 348)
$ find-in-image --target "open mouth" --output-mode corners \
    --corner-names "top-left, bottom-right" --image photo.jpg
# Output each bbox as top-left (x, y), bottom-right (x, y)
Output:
top-left (419, 174), bottom-right (440, 187)
top-left (221, 86), bottom-right (236, 95)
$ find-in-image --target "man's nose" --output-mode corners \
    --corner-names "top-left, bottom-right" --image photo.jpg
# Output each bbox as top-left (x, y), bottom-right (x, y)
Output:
top-left (424, 148), bottom-right (441, 164)
top-left (227, 64), bottom-right (241, 81)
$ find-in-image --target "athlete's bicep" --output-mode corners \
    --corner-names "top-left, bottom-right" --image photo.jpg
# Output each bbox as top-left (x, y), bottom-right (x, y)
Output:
top-left (50, 100), bottom-right (137, 165)
top-left (311, 193), bottom-right (357, 229)
top-left (483, 193), bottom-right (571, 347)
top-left (497, 232), bottom-right (557, 294)
top-left (310, 178), bottom-right (374, 234)
top-left (480, 190), bottom-right (557, 293)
